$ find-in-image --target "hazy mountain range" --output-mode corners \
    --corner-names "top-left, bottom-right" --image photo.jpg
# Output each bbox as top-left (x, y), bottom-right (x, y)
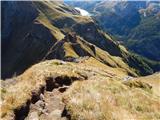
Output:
top-left (66, 1), bottom-right (160, 61)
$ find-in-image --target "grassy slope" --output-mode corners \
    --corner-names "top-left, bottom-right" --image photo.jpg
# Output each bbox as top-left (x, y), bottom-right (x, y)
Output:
top-left (38, 1), bottom-right (156, 75)
top-left (1, 59), bottom-right (159, 120)
top-left (33, 1), bottom-right (150, 76)
top-left (46, 33), bottom-right (137, 76)
top-left (126, 16), bottom-right (160, 61)
top-left (1, 1), bottom-right (160, 120)
top-left (1, 1), bottom-right (66, 79)
top-left (0, 59), bottom-right (128, 119)
top-left (2, 1), bottom-right (157, 79)
top-left (66, 1), bottom-right (160, 62)
top-left (64, 73), bottom-right (160, 120)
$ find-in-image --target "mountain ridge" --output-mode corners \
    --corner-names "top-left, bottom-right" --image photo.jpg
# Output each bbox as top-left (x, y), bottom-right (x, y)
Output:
top-left (2, 1), bottom-right (159, 79)
top-left (66, 1), bottom-right (160, 61)
top-left (1, 1), bottom-right (160, 120)
top-left (1, 59), bottom-right (160, 120)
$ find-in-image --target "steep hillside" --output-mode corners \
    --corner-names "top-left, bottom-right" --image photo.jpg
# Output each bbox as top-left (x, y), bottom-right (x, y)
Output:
top-left (2, 1), bottom-right (158, 79)
top-left (65, 72), bottom-right (160, 120)
top-left (1, 1), bottom-right (64, 78)
top-left (66, 1), bottom-right (146, 35)
top-left (1, 59), bottom-right (160, 120)
top-left (66, 1), bottom-right (160, 61)
top-left (127, 15), bottom-right (160, 61)
top-left (1, 1), bottom-right (160, 120)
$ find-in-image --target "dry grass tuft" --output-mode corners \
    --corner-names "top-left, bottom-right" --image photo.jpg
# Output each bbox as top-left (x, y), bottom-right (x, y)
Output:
top-left (63, 73), bottom-right (160, 120)
top-left (1, 59), bottom-right (159, 120)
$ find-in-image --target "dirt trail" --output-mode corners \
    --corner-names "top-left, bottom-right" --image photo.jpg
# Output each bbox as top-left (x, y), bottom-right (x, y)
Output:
top-left (23, 76), bottom-right (74, 120)
top-left (26, 87), bottom-right (69, 120)
top-left (2, 60), bottom-right (119, 120)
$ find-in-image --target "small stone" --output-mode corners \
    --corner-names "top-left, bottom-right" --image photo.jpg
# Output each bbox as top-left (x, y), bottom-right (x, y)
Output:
top-left (49, 109), bottom-right (62, 119)
top-left (35, 100), bottom-right (45, 109)
top-left (40, 94), bottom-right (44, 100)
top-left (28, 112), bottom-right (39, 120)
